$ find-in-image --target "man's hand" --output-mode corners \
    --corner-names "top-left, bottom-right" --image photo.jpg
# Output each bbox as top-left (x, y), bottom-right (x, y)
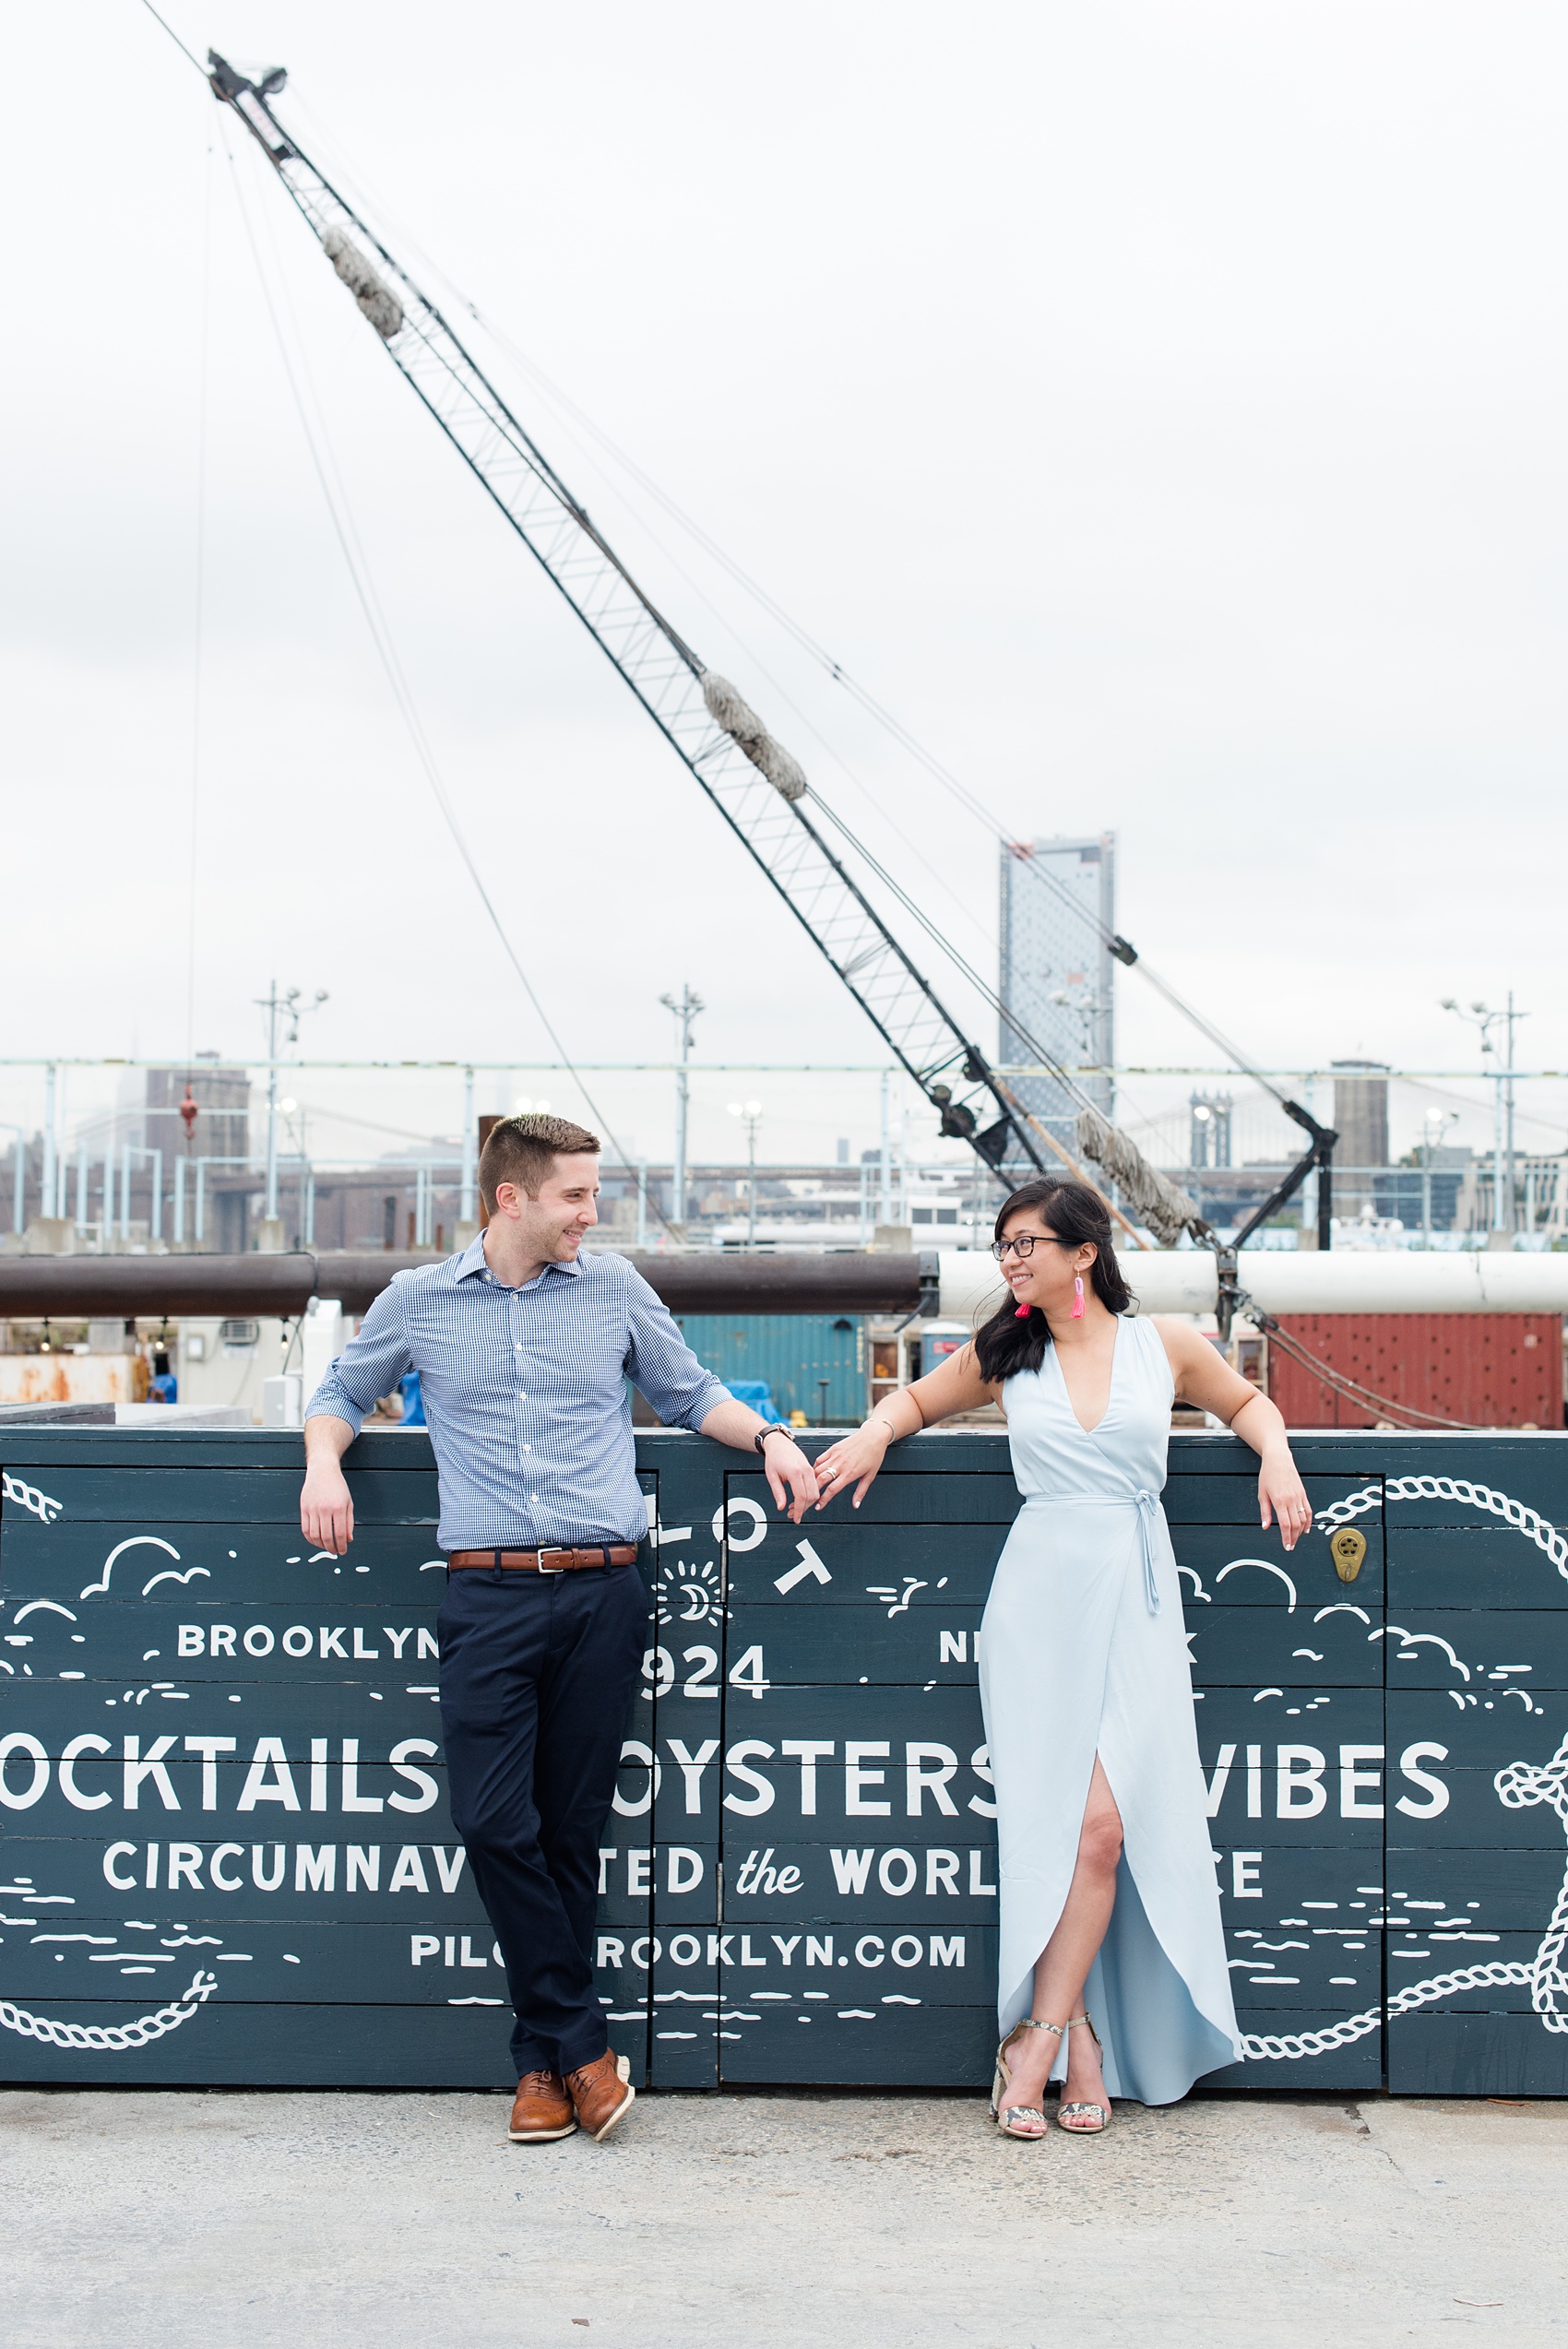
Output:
top-left (301, 1416), bottom-right (357, 1556)
top-left (697, 1398), bottom-right (821, 1522)
top-left (760, 1433), bottom-right (820, 1526)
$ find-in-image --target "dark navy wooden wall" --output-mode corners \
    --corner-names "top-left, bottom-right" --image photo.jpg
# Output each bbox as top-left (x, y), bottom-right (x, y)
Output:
top-left (3, 1426), bottom-right (1566, 2094)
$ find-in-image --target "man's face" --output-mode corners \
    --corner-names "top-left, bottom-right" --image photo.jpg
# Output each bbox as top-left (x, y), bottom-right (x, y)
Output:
top-left (495, 1154), bottom-right (600, 1261)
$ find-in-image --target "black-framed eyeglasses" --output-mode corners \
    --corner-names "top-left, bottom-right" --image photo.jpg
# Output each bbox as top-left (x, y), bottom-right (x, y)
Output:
top-left (991, 1233), bottom-right (1067, 1262)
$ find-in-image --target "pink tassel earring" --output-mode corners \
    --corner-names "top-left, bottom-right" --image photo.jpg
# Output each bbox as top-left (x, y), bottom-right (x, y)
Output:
top-left (1071, 1275), bottom-right (1086, 1320)
top-left (1015, 1301), bottom-right (1031, 1319)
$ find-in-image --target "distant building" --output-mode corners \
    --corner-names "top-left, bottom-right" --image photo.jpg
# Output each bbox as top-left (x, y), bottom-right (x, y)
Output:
top-left (1177, 1161), bottom-right (1293, 1234)
top-left (1331, 1060), bottom-right (1390, 1216)
top-left (998, 835), bottom-right (1116, 1151)
top-left (1375, 1146), bottom-right (1470, 1235)
top-left (1189, 1092), bottom-right (1233, 1169)
top-left (147, 1056), bottom-right (252, 1169)
top-left (105, 1058), bottom-right (255, 1251)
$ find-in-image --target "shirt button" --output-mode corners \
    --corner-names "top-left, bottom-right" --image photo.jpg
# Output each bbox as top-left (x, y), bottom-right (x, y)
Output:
top-left (524, 1445), bottom-right (531, 1453)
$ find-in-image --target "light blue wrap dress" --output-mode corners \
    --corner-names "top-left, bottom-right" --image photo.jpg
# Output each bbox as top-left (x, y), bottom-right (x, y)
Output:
top-left (979, 1311), bottom-right (1241, 2104)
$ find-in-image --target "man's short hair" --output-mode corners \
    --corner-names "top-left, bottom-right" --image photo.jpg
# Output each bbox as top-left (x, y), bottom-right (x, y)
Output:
top-left (480, 1112), bottom-right (600, 1211)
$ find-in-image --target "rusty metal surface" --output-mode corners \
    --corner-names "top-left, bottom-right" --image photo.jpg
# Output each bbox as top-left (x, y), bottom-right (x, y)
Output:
top-left (0, 1251), bottom-right (928, 1321)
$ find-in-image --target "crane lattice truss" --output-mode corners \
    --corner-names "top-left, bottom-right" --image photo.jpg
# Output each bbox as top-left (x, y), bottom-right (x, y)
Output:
top-left (208, 55), bottom-right (1046, 1184)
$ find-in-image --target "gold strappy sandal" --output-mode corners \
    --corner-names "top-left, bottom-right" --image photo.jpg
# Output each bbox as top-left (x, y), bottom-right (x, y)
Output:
top-left (991, 2018), bottom-right (1060, 2141)
top-left (1057, 2011), bottom-right (1111, 2134)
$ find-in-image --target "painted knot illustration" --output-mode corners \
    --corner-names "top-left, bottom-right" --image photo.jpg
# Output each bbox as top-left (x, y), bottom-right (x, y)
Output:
top-left (1494, 1730), bottom-right (1568, 2035)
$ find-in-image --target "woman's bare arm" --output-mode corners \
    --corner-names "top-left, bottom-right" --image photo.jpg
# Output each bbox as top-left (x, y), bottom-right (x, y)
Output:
top-left (811, 1341), bottom-right (997, 1510)
top-left (1155, 1317), bottom-right (1313, 1551)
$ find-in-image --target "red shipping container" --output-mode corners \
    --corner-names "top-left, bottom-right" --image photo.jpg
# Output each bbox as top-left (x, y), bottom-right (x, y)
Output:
top-left (1266, 1312), bottom-right (1562, 1431)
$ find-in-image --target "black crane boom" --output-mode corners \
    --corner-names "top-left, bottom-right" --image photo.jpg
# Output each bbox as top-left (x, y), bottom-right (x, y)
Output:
top-left (207, 53), bottom-right (1052, 1183)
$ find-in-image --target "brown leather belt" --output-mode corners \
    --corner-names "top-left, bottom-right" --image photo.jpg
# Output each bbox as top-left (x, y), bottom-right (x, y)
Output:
top-left (446, 1545), bottom-right (639, 1574)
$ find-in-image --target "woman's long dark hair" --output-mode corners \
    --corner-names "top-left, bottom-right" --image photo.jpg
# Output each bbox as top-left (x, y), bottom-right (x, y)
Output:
top-left (973, 1177), bottom-right (1133, 1383)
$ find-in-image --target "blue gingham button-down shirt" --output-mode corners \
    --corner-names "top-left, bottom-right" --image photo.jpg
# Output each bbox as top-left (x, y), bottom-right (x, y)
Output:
top-left (306, 1235), bottom-right (730, 1551)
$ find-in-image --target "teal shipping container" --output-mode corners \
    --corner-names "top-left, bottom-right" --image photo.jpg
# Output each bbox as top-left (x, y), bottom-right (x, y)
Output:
top-left (675, 1311), bottom-right (863, 1424)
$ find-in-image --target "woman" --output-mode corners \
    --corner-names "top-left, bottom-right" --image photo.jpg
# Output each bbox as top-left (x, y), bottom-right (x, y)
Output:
top-left (812, 1177), bottom-right (1312, 2137)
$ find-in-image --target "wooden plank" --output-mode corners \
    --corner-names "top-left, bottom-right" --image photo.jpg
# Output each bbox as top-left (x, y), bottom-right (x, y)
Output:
top-left (1375, 1772), bottom-right (1566, 1848)
top-left (638, 1754), bottom-right (997, 1845)
top-left (724, 1471), bottom-right (1022, 1526)
top-left (1377, 1610), bottom-right (1568, 1690)
top-left (714, 1600), bottom-right (1381, 1691)
top-left (1388, 2013), bottom-right (1568, 2096)
top-left (1382, 1444), bottom-right (1568, 1529)
top-left (0, 1519), bottom-right (451, 1607)
top-left (1171, 1517), bottom-right (1384, 1599)
top-left (0, 1912), bottom-right (652, 2010)
top-left (718, 2001), bottom-right (996, 2088)
top-left (1220, 1931), bottom-right (1381, 2011)
top-left (1387, 1525), bottom-right (1568, 1611)
top-left (0, 1999), bottom-right (647, 2090)
top-left (1163, 1471), bottom-right (1379, 1526)
top-left (719, 1522), bottom-right (1008, 1612)
top-left (1384, 1845), bottom-right (1565, 1928)
top-left (0, 1603), bottom-right (445, 1687)
top-left (0, 1683), bottom-right (449, 1757)
top-left (1204, 2022), bottom-right (1383, 2094)
top-left (0, 1822), bottom-right (475, 1907)
top-left (1386, 1690), bottom-right (1568, 1788)
top-left (2, 1466), bottom-right (440, 1526)
top-left (715, 1921), bottom-right (993, 2006)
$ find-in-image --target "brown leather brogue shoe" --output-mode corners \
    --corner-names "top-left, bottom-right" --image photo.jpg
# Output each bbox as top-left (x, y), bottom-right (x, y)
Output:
top-left (508, 2068), bottom-right (576, 2142)
top-left (565, 2048), bottom-right (635, 2142)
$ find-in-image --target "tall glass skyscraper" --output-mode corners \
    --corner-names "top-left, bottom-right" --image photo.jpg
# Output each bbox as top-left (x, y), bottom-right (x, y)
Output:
top-left (998, 835), bottom-right (1117, 1148)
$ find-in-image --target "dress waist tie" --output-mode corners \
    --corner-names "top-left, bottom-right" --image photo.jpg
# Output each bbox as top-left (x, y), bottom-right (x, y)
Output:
top-left (1133, 1488), bottom-right (1161, 1615)
top-left (1021, 1488), bottom-right (1163, 1615)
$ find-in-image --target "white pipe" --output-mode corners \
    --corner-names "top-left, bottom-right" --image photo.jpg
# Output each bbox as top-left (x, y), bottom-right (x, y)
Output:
top-left (937, 1248), bottom-right (1568, 1323)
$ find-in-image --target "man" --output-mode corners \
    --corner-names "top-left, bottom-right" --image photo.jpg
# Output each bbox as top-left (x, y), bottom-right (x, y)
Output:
top-left (301, 1112), bottom-right (818, 2143)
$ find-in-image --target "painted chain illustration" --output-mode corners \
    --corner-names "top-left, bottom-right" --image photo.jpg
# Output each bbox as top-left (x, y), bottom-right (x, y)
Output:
top-left (1241, 1477), bottom-right (1568, 2064)
top-left (0, 1971), bottom-right (219, 2053)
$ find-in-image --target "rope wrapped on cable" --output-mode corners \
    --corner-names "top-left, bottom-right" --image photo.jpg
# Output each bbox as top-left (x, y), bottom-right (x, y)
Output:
top-left (322, 229), bottom-right (403, 340)
top-left (1074, 1107), bottom-right (1210, 1249)
top-left (701, 673), bottom-right (807, 801)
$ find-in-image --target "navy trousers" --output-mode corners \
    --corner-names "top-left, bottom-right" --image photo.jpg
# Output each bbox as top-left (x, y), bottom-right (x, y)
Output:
top-left (438, 1561), bottom-right (646, 2078)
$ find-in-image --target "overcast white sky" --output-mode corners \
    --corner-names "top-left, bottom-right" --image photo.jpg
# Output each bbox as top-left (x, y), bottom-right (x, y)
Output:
top-left (4, 2), bottom-right (1566, 1170)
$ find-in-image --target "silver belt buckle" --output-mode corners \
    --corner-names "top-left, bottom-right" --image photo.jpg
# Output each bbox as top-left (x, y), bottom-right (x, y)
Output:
top-left (537, 1548), bottom-right (570, 1575)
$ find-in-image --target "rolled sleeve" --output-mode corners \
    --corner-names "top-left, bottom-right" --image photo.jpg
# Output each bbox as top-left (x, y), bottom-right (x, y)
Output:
top-left (305, 1281), bottom-right (412, 1434)
top-left (623, 1267), bottom-right (731, 1431)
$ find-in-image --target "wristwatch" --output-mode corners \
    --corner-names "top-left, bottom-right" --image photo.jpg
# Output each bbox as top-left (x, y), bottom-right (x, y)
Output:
top-left (754, 1425), bottom-right (795, 1455)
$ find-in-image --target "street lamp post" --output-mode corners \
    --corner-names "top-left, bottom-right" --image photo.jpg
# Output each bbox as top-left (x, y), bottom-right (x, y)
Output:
top-left (728, 1099), bottom-right (763, 1248)
top-left (659, 985), bottom-right (703, 1229)
top-left (255, 981), bottom-right (327, 1227)
top-left (1441, 994), bottom-right (1528, 1236)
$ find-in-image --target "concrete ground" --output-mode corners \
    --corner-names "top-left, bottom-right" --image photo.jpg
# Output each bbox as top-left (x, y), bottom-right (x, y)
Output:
top-left (5, 2087), bottom-right (1566, 2346)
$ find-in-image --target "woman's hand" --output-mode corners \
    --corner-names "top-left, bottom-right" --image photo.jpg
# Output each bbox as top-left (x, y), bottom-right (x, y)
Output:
top-left (812, 1420), bottom-right (893, 1511)
top-left (759, 1434), bottom-right (820, 1525)
top-left (1258, 1446), bottom-right (1313, 1552)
